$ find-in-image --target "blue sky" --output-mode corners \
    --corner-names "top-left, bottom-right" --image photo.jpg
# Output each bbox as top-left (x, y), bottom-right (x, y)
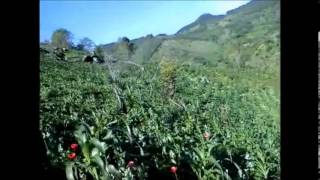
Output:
top-left (40, 1), bottom-right (250, 45)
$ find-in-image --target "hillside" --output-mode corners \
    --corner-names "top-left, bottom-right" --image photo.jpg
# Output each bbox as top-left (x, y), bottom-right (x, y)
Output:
top-left (40, 1), bottom-right (280, 179)
top-left (176, 13), bottom-right (225, 35)
top-left (40, 55), bottom-right (280, 179)
top-left (176, 0), bottom-right (279, 39)
top-left (101, 0), bottom-right (280, 75)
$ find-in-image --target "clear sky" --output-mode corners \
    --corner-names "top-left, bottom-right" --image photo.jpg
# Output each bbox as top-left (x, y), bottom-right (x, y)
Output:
top-left (40, 0), bottom-right (250, 45)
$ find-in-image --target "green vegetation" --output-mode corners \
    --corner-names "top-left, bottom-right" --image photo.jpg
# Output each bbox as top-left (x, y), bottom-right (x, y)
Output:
top-left (131, 36), bottom-right (164, 64)
top-left (40, 0), bottom-right (280, 179)
top-left (77, 37), bottom-right (96, 52)
top-left (118, 0), bottom-right (280, 77)
top-left (51, 28), bottom-right (74, 49)
top-left (40, 53), bottom-right (279, 179)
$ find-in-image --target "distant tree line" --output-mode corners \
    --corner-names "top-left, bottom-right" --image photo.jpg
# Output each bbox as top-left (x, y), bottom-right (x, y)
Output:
top-left (42, 28), bottom-right (140, 63)
top-left (49, 28), bottom-right (96, 52)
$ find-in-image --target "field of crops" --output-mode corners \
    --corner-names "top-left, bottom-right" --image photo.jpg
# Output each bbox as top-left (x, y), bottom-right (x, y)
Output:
top-left (40, 56), bottom-right (280, 179)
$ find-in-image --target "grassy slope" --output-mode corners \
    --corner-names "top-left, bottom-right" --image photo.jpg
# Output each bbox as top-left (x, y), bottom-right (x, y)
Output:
top-left (40, 1), bottom-right (280, 178)
top-left (159, 1), bottom-right (279, 65)
top-left (100, 1), bottom-right (280, 84)
top-left (40, 55), bottom-right (280, 178)
top-left (148, 0), bottom-right (280, 95)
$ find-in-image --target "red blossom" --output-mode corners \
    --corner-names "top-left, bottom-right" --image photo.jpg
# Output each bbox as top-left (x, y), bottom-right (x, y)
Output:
top-left (169, 166), bottom-right (177, 174)
top-left (127, 161), bottom-right (134, 168)
top-left (70, 143), bottom-right (78, 151)
top-left (67, 153), bottom-right (76, 160)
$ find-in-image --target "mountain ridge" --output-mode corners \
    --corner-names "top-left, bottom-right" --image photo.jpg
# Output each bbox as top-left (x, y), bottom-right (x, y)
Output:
top-left (101, 0), bottom-right (280, 74)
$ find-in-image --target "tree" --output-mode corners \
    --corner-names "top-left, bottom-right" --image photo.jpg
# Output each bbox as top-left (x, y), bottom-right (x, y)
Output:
top-left (160, 58), bottom-right (176, 98)
top-left (78, 37), bottom-right (95, 52)
top-left (75, 44), bottom-right (85, 51)
top-left (120, 37), bottom-right (130, 43)
top-left (51, 28), bottom-right (73, 49)
top-left (127, 42), bottom-right (136, 57)
top-left (94, 45), bottom-right (105, 63)
top-left (114, 37), bottom-right (136, 61)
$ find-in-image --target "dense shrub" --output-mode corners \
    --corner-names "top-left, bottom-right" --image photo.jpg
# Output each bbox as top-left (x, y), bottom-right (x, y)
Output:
top-left (40, 55), bottom-right (279, 179)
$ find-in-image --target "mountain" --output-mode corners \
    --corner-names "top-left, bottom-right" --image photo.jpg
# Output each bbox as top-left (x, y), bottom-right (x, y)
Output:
top-left (176, 13), bottom-right (225, 35)
top-left (175, 0), bottom-right (279, 41)
top-left (100, 0), bottom-right (280, 73)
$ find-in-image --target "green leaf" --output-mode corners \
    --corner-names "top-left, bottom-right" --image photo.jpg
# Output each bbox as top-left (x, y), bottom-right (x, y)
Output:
top-left (170, 159), bottom-right (177, 164)
top-left (194, 148), bottom-right (204, 161)
top-left (80, 122), bottom-right (93, 135)
top-left (107, 164), bottom-right (121, 178)
top-left (65, 163), bottom-right (75, 180)
top-left (162, 146), bottom-right (167, 155)
top-left (82, 143), bottom-right (91, 164)
top-left (91, 147), bottom-right (99, 157)
top-left (126, 124), bottom-right (133, 144)
top-left (102, 131), bottom-right (113, 140)
top-left (169, 150), bottom-right (175, 159)
top-left (74, 130), bottom-right (87, 145)
top-left (107, 120), bottom-right (117, 126)
top-left (92, 155), bottom-right (105, 172)
top-left (90, 138), bottom-right (106, 152)
top-left (139, 146), bottom-right (144, 156)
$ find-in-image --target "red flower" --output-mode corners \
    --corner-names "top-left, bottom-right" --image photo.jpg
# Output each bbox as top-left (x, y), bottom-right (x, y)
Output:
top-left (127, 161), bottom-right (134, 168)
top-left (203, 132), bottom-right (210, 140)
top-left (70, 143), bottom-right (78, 151)
top-left (169, 166), bottom-right (177, 174)
top-left (67, 153), bottom-right (76, 160)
